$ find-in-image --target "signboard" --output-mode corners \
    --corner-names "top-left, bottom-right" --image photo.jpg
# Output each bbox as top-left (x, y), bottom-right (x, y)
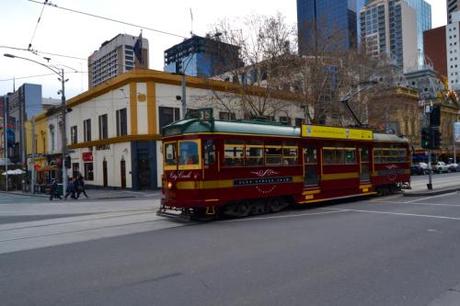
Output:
top-left (455, 122), bottom-right (460, 143)
top-left (301, 125), bottom-right (373, 141)
top-left (82, 152), bottom-right (93, 162)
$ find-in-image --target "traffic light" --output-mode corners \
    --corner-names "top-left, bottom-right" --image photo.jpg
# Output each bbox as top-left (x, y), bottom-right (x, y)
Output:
top-left (64, 156), bottom-right (71, 169)
top-left (421, 127), bottom-right (431, 149)
top-left (430, 105), bottom-right (441, 127)
top-left (431, 128), bottom-right (441, 149)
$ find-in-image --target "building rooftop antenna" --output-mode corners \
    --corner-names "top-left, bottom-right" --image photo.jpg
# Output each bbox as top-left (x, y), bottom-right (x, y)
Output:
top-left (190, 8), bottom-right (194, 36)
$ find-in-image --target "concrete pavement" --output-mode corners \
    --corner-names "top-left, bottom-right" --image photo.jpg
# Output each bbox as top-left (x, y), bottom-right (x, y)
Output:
top-left (2, 192), bottom-right (460, 305)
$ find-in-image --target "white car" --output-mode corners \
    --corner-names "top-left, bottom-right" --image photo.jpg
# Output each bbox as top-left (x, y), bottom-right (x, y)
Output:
top-left (433, 161), bottom-right (449, 173)
top-left (447, 163), bottom-right (459, 172)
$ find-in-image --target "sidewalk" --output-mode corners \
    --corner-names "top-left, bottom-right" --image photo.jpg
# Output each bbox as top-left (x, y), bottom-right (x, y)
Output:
top-left (0, 188), bottom-right (161, 201)
top-left (403, 175), bottom-right (460, 197)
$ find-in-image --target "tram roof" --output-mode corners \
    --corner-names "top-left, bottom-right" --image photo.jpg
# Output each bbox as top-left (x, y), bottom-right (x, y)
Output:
top-left (163, 119), bottom-right (301, 137)
top-left (373, 133), bottom-right (408, 143)
top-left (163, 119), bottom-right (408, 144)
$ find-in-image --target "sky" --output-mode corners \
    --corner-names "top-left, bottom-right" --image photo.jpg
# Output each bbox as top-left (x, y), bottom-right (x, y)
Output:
top-left (0, 0), bottom-right (448, 102)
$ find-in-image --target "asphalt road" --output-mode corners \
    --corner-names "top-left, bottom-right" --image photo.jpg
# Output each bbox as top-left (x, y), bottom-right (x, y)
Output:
top-left (2, 192), bottom-right (460, 306)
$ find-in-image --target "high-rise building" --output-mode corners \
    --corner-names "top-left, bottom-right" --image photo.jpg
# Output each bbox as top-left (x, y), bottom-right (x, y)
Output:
top-left (297, 0), bottom-right (358, 54)
top-left (446, 11), bottom-right (460, 90)
top-left (404, 0), bottom-right (432, 65)
top-left (360, 0), bottom-right (418, 72)
top-left (164, 35), bottom-right (242, 77)
top-left (424, 26), bottom-right (447, 77)
top-left (88, 34), bottom-right (149, 88)
top-left (448, 0), bottom-right (460, 23)
top-left (6, 84), bottom-right (42, 164)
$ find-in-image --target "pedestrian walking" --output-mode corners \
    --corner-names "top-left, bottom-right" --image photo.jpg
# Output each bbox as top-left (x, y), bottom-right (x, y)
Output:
top-left (76, 174), bottom-right (89, 199)
top-left (64, 177), bottom-right (77, 200)
top-left (48, 179), bottom-right (62, 200)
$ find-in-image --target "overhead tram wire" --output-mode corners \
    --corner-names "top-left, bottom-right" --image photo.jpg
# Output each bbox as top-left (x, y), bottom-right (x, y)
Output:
top-left (27, 0), bottom-right (48, 51)
top-left (27, 0), bottom-right (187, 39)
top-left (0, 45), bottom-right (86, 61)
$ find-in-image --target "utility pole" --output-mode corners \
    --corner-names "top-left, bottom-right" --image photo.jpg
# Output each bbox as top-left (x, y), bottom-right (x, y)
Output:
top-left (3, 96), bottom-right (7, 192)
top-left (60, 68), bottom-right (68, 195)
top-left (454, 122), bottom-right (457, 165)
top-left (31, 117), bottom-right (36, 193)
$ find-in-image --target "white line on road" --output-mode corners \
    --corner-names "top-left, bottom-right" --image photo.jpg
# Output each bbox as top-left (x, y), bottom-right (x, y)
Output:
top-left (326, 208), bottom-right (460, 221)
top-left (224, 210), bottom-right (347, 223)
top-left (403, 192), bottom-right (459, 203)
top-left (373, 201), bottom-right (460, 208)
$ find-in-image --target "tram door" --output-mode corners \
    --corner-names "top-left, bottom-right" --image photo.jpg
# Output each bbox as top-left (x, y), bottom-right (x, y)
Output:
top-left (303, 146), bottom-right (319, 186)
top-left (359, 147), bottom-right (371, 182)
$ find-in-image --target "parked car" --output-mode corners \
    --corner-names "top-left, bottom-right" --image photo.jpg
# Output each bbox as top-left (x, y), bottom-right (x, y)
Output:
top-left (411, 163), bottom-right (426, 175)
top-left (447, 162), bottom-right (459, 172)
top-left (433, 161), bottom-right (449, 174)
top-left (418, 162), bottom-right (430, 174)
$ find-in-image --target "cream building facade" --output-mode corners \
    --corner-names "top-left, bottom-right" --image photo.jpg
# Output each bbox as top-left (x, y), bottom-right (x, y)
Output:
top-left (62, 70), bottom-right (305, 189)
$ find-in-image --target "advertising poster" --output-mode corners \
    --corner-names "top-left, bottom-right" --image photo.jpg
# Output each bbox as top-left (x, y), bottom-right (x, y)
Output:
top-left (455, 122), bottom-right (460, 143)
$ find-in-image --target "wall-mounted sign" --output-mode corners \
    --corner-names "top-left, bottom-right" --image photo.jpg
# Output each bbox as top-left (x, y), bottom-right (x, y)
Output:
top-left (455, 122), bottom-right (460, 143)
top-left (82, 152), bottom-right (93, 162)
top-left (301, 125), bottom-right (373, 141)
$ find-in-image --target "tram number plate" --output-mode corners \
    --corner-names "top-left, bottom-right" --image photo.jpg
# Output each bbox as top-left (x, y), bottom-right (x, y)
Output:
top-left (234, 177), bottom-right (293, 186)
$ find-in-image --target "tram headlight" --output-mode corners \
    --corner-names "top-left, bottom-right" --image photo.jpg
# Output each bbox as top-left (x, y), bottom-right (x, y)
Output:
top-left (167, 181), bottom-right (173, 189)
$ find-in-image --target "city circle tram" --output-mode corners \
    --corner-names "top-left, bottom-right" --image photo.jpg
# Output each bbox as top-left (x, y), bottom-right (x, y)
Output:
top-left (158, 111), bottom-right (410, 220)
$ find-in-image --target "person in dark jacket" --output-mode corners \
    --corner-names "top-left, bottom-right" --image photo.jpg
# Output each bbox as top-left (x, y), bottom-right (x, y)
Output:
top-left (48, 179), bottom-right (62, 200)
top-left (76, 174), bottom-right (89, 199)
top-left (64, 177), bottom-right (77, 199)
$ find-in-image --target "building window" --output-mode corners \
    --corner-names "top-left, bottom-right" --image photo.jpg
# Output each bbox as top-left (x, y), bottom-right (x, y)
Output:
top-left (49, 125), bottom-right (55, 152)
top-left (116, 108), bottom-right (127, 136)
top-left (70, 126), bottom-right (78, 145)
top-left (159, 107), bottom-right (180, 129)
top-left (84, 163), bottom-right (94, 181)
top-left (83, 119), bottom-right (91, 142)
top-left (98, 114), bottom-right (108, 139)
top-left (219, 112), bottom-right (236, 120)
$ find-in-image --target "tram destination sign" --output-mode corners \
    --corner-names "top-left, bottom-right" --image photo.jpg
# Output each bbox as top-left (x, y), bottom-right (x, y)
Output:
top-left (301, 125), bottom-right (373, 141)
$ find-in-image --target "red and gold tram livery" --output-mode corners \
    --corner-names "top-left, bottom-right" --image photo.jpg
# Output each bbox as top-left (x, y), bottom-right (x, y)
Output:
top-left (159, 116), bottom-right (410, 218)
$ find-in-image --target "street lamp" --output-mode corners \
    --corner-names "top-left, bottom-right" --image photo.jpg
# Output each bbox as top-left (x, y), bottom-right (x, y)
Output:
top-left (4, 53), bottom-right (68, 195)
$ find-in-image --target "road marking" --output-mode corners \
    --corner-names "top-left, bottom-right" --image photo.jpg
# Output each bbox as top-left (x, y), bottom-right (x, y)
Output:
top-left (326, 208), bottom-right (460, 221)
top-left (404, 192), bottom-right (458, 203)
top-left (224, 210), bottom-right (347, 223)
top-left (373, 201), bottom-right (460, 208)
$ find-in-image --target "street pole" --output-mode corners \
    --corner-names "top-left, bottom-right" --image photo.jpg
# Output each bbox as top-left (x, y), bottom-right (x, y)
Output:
top-left (454, 122), bottom-right (457, 165)
top-left (3, 97), bottom-right (7, 192)
top-left (427, 149), bottom-right (432, 190)
top-left (181, 73), bottom-right (187, 119)
top-left (31, 117), bottom-right (36, 193)
top-left (60, 69), bottom-right (68, 196)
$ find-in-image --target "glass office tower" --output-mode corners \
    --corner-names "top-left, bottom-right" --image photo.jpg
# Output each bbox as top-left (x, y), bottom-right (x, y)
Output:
top-left (297, 0), bottom-right (358, 54)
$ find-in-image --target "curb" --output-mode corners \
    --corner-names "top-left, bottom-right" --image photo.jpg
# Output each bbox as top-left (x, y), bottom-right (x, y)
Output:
top-left (0, 191), bottom-right (48, 198)
top-left (403, 186), bottom-right (460, 197)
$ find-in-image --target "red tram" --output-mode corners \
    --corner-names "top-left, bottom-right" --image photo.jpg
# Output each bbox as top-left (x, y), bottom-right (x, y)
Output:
top-left (158, 113), bottom-right (410, 219)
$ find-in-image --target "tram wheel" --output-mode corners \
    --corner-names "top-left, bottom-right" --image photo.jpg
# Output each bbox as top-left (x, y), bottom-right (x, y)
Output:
top-left (268, 198), bottom-right (284, 213)
top-left (223, 201), bottom-right (251, 218)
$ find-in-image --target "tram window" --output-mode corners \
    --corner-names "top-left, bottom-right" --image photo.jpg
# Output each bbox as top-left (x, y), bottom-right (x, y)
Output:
top-left (178, 141), bottom-right (199, 166)
top-left (164, 142), bottom-right (177, 167)
top-left (204, 140), bottom-right (215, 166)
top-left (374, 148), bottom-right (407, 164)
top-left (245, 146), bottom-right (264, 166)
top-left (344, 149), bottom-right (356, 164)
top-left (304, 147), bottom-right (318, 186)
top-left (265, 146), bottom-right (282, 166)
top-left (224, 144), bottom-right (244, 167)
top-left (323, 147), bottom-right (356, 164)
top-left (282, 146), bottom-right (298, 165)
